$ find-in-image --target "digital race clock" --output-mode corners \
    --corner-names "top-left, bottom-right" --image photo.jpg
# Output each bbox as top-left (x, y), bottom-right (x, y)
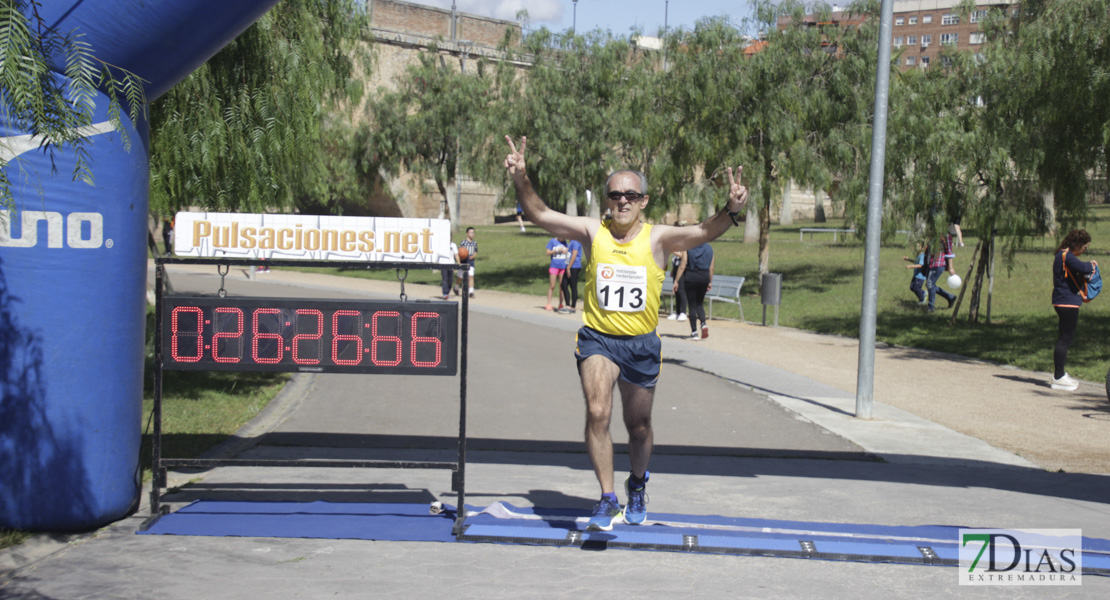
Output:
top-left (162, 296), bottom-right (458, 375)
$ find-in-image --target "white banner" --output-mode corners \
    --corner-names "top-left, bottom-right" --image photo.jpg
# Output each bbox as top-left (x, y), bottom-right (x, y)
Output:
top-left (173, 212), bottom-right (454, 264)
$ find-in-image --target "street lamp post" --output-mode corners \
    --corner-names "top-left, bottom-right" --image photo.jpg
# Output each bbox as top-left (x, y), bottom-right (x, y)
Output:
top-left (663, 0), bottom-right (669, 70)
top-left (572, 0), bottom-right (578, 34)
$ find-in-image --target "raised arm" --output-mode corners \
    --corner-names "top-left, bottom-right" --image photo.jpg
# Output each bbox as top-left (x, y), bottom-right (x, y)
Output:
top-left (654, 166), bottom-right (749, 258)
top-left (505, 135), bottom-right (595, 244)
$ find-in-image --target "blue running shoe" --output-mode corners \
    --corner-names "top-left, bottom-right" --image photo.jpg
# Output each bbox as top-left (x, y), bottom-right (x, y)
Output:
top-left (586, 496), bottom-right (624, 531)
top-left (624, 471), bottom-right (650, 525)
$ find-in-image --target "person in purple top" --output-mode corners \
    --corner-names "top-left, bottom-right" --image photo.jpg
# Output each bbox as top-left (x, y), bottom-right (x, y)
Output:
top-left (544, 236), bottom-right (569, 311)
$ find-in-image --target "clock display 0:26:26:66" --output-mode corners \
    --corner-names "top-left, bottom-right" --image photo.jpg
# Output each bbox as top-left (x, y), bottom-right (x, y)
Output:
top-left (161, 296), bottom-right (458, 375)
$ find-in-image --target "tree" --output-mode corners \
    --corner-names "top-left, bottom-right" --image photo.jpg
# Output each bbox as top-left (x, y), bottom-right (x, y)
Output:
top-left (485, 29), bottom-right (653, 215)
top-left (974, 0), bottom-right (1110, 231)
top-left (147, 0), bottom-right (371, 215)
top-left (665, 1), bottom-right (879, 278)
top-left (364, 44), bottom-right (490, 225)
top-left (0, 0), bottom-right (145, 212)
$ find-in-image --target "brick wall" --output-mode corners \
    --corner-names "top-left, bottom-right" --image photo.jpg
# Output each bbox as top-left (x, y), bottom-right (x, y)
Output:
top-left (368, 0), bottom-right (519, 47)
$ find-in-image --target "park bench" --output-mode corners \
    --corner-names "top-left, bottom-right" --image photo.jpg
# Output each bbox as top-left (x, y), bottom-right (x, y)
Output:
top-left (660, 273), bottom-right (746, 322)
top-left (706, 275), bottom-right (746, 321)
top-left (799, 227), bottom-right (855, 242)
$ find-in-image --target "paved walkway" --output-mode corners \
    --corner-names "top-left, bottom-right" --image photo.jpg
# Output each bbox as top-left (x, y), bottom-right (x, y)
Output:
top-left (2, 262), bottom-right (1109, 598)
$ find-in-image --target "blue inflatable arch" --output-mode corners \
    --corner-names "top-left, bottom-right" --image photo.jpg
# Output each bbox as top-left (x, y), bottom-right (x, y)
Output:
top-left (0, 0), bottom-right (280, 531)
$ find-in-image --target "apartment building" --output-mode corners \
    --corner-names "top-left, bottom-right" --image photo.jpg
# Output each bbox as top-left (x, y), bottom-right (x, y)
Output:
top-left (889, 0), bottom-right (1017, 69)
top-left (782, 1), bottom-right (1018, 70)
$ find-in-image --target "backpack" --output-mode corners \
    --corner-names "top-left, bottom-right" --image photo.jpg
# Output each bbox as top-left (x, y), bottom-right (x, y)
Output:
top-left (1062, 249), bottom-right (1101, 302)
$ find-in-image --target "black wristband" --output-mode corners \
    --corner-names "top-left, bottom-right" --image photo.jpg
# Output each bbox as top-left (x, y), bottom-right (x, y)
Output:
top-left (727, 208), bottom-right (741, 227)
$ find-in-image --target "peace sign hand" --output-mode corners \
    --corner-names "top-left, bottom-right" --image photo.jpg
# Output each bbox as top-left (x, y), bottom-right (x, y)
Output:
top-left (504, 135), bottom-right (527, 178)
top-left (726, 166), bottom-right (748, 212)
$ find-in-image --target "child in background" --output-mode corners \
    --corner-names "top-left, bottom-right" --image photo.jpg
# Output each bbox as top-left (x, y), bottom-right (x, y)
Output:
top-left (544, 237), bottom-right (570, 311)
top-left (904, 244), bottom-right (927, 305)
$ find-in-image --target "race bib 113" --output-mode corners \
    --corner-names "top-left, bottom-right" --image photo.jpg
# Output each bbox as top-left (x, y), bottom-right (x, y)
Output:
top-left (595, 263), bottom-right (647, 312)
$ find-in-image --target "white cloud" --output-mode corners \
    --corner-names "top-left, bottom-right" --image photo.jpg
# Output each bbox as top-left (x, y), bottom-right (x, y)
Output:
top-left (400, 0), bottom-right (563, 24)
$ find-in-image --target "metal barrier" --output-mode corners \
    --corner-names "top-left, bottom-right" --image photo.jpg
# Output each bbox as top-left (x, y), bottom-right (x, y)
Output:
top-left (144, 257), bottom-right (472, 535)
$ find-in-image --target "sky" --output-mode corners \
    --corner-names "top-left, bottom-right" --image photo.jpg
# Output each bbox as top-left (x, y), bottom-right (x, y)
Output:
top-left (402, 1), bottom-right (756, 38)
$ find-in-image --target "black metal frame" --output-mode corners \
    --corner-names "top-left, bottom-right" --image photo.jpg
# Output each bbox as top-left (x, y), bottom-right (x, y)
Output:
top-left (146, 257), bottom-right (470, 534)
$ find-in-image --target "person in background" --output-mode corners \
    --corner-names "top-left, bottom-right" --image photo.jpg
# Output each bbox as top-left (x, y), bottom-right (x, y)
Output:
top-left (545, 236), bottom-right (569, 311)
top-left (1050, 229), bottom-right (1097, 391)
top-left (161, 216), bottom-right (174, 254)
top-left (925, 234), bottom-right (956, 312)
top-left (516, 202), bottom-right (526, 232)
top-left (561, 237), bottom-right (584, 313)
top-left (457, 227), bottom-right (478, 298)
top-left (440, 240), bottom-right (460, 300)
top-left (903, 244), bottom-right (928, 305)
top-left (677, 242), bottom-right (714, 339)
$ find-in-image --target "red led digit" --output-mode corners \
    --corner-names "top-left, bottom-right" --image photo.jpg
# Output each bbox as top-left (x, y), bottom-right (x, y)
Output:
top-left (251, 308), bottom-right (284, 364)
top-left (292, 309), bottom-right (323, 365)
top-left (212, 307), bottom-right (244, 363)
top-left (170, 306), bottom-right (204, 363)
top-left (370, 310), bottom-right (402, 366)
top-left (332, 310), bottom-right (363, 365)
top-left (410, 311), bottom-right (442, 367)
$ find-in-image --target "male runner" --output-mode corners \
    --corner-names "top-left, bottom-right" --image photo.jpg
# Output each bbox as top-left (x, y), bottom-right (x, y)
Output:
top-left (504, 135), bottom-right (749, 530)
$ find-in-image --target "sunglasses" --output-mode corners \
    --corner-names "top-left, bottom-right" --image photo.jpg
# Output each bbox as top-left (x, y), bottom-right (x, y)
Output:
top-left (607, 190), bottom-right (646, 202)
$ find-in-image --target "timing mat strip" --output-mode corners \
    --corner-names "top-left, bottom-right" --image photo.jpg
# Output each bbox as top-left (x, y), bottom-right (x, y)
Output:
top-left (457, 503), bottom-right (1110, 573)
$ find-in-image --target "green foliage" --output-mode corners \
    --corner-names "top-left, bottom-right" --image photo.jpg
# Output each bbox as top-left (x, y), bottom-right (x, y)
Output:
top-left (364, 44), bottom-right (490, 215)
top-left (664, 1), bottom-right (880, 273)
top-left (973, 0), bottom-right (1110, 232)
top-left (148, 0), bottom-right (372, 215)
top-left (0, 527), bottom-right (31, 551)
top-left (0, 0), bottom-right (145, 212)
top-left (483, 28), bottom-right (657, 214)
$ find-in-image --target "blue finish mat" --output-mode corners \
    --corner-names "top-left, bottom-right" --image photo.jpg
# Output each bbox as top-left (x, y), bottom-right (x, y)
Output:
top-left (138, 500), bottom-right (1110, 573)
top-left (139, 501), bottom-right (458, 542)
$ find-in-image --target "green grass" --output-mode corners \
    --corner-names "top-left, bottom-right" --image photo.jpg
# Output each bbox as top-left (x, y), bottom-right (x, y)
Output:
top-left (298, 206), bottom-right (1110, 383)
top-left (0, 529), bottom-right (32, 550)
top-left (139, 369), bottom-right (289, 482)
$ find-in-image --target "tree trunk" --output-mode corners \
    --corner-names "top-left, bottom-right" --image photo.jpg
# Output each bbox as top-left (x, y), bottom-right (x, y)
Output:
top-left (963, 237), bottom-right (990, 323)
top-left (758, 156), bottom-right (773, 277)
top-left (743, 196), bottom-right (760, 243)
top-left (565, 192), bottom-right (578, 216)
top-left (967, 228), bottom-right (993, 324)
top-left (780, 180), bottom-right (793, 225)
top-left (949, 240), bottom-right (981, 325)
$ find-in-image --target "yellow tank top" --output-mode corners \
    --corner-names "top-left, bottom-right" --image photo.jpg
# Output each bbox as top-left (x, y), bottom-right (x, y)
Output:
top-left (583, 222), bottom-right (665, 336)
